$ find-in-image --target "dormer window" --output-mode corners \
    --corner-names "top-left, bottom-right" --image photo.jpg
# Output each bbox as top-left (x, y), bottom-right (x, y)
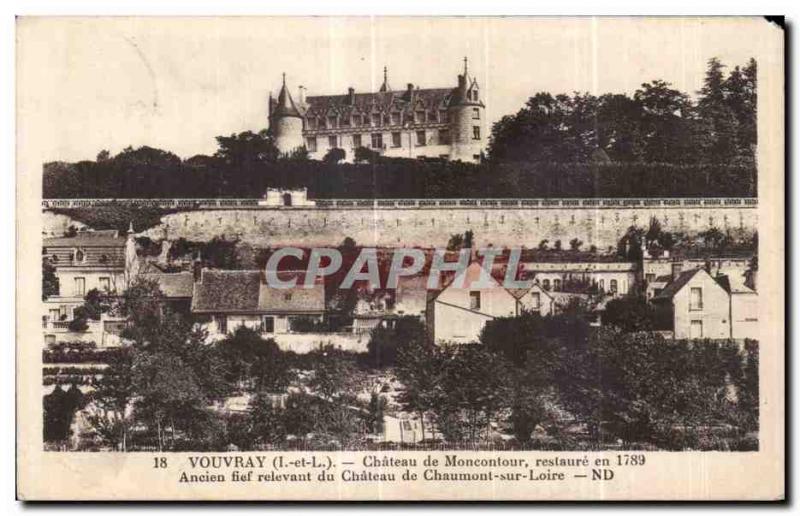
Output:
top-left (73, 248), bottom-right (85, 263)
top-left (390, 112), bottom-right (401, 125)
top-left (327, 116), bottom-right (337, 129)
top-left (415, 110), bottom-right (425, 123)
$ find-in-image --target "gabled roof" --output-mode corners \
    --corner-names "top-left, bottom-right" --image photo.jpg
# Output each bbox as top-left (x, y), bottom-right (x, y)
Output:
top-left (140, 272), bottom-right (194, 299)
top-left (257, 281), bottom-right (325, 313)
top-left (43, 231), bottom-right (125, 248)
top-left (192, 270), bottom-right (262, 313)
top-left (191, 269), bottom-right (325, 314)
top-left (715, 273), bottom-right (756, 295)
top-left (652, 268), bottom-right (706, 301)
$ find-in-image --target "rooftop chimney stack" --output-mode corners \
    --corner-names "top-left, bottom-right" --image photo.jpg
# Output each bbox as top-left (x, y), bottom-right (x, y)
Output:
top-left (297, 85), bottom-right (306, 105)
top-left (348, 87), bottom-right (355, 105)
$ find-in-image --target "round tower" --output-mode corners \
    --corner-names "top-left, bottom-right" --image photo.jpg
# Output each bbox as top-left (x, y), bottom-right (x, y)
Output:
top-left (447, 58), bottom-right (485, 162)
top-left (269, 73), bottom-right (305, 156)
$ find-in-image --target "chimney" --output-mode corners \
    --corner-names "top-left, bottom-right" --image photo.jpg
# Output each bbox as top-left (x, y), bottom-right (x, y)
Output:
top-left (298, 85), bottom-right (306, 105)
top-left (407, 83), bottom-right (414, 94)
top-left (458, 74), bottom-right (466, 90)
top-left (348, 87), bottom-right (355, 105)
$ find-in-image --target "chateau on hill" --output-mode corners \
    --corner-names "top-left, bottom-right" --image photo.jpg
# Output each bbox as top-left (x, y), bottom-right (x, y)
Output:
top-left (268, 58), bottom-right (486, 163)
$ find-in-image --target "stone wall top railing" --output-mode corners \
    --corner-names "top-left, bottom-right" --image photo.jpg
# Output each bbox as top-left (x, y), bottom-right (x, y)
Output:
top-left (42, 197), bottom-right (758, 210)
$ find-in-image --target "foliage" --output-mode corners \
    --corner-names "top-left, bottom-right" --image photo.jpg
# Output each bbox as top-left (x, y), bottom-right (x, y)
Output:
top-left (602, 297), bottom-right (660, 333)
top-left (488, 58), bottom-right (756, 166)
top-left (365, 316), bottom-right (427, 368)
top-left (42, 257), bottom-right (60, 300)
top-left (216, 327), bottom-right (292, 392)
top-left (43, 384), bottom-right (86, 443)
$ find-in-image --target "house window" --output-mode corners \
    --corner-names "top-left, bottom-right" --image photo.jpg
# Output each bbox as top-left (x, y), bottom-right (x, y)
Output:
top-left (610, 279), bottom-right (618, 294)
top-left (472, 107), bottom-right (480, 119)
top-left (469, 291), bottom-right (481, 310)
top-left (416, 130), bottom-right (426, 146)
top-left (645, 273), bottom-right (655, 283)
top-left (690, 320), bottom-right (703, 339)
top-left (99, 277), bottom-right (110, 291)
top-left (371, 114), bottom-right (381, 126)
top-left (262, 316), bottom-right (275, 334)
top-left (371, 133), bottom-right (383, 149)
top-left (73, 249), bottom-right (84, 263)
top-left (390, 112), bottom-right (401, 125)
top-left (328, 135), bottom-right (338, 148)
top-left (282, 193), bottom-right (292, 207)
top-left (690, 287), bottom-right (703, 310)
top-left (341, 116), bottom-right (351, 127)
top-left (306, 137), bottom-right (317, 152)
top-left (391, 132), bottom-right (402, 148)
top-left (599, 279), bottom-right (605, 292)
top-left (73, 277), bottom-right (85, 297)
top-left (530, 292), bottom-right (540, 309)
top-left (415, 110), bottom-right (425, 123)
top-left (439, 129), bottom-right (450, 144)
top-left (671, 263), bottom-right (683, 278)
top-left (49, 308), bottom-right (60, 321)
top-left (217, 316), bottom-right (228, 334)
top-left (42, 315), bottom-right (48, 328)
top-left (543, 279), bottom-right (551, 291)
top-left (327, 116), bottom-right (337, 129)
top-left (553, 279), bottom-right (562, 292)
top-left (352, 134), bottom-right (362, 148)
top-left (472, 126), bottom-right (481, 140)
top-left (283, 292), bottom-right (293, 301)
top-left (307, 118), bottom-right (317, 130)
top-left (45, 334), bottom-right (56, 346)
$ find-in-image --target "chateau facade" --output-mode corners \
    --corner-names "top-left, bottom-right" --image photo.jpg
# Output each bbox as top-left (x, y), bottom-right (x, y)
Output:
top-left (268, 59), bottom-right (486, 163)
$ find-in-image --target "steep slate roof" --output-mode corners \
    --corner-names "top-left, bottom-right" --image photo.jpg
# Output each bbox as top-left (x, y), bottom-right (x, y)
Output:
top-left (652, 268), bottom-right (705, 301)
top-left (272, 78), bottom-right (302, 118)
top-left (302, 87), bottom-right (456, 118)
top-left (140, 272), bottom-right (194, 299)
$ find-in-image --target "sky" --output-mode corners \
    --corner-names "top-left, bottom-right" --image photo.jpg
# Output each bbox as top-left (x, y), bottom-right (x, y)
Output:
top-left (17, 17), bottom-right (768, 162)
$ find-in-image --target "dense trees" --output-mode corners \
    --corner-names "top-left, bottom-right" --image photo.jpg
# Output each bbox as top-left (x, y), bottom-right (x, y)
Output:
top-left (488, 58), bottom-right (757, 166)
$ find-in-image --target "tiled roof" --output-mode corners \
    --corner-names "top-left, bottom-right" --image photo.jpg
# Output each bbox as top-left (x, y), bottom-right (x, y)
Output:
top-left (258, 281), bottom-right (325, 313)
top-left (652, 268), bottom-right (705, 301)
top-left (44, 232), bottom-right (127, 268)
top-left (140, 272), bottom-right (194, 299)
top-left (192, 269), bottom-right (325, 314)
top-left (43, 231), bottom-right (125, 248)
top-left (192, 270), bottom-right (262, 313)
top-left (272, 80), bottom-right (302, 118)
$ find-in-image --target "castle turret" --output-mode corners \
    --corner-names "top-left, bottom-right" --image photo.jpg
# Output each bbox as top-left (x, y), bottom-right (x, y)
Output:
top-left (269, 73), bottom-right (305, 156)
top-left (447, 57), bottom-right (485, 162)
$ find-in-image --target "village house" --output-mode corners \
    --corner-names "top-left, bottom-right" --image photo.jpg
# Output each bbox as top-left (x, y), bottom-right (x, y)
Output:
top-left (520, 260), bottom-right (636, 297)
top-left (427, 262), bottom-right (591, 344)
top-left (190, 269), bottom-right (326, 340)
top-left (42, 228), bottom-right (134, 346)
top-left (352, 275), bottom-right (430, 333)
top-left (642, 249), bottom-right (752, 300)
top-left (651, 267), bottom-right (757, 340)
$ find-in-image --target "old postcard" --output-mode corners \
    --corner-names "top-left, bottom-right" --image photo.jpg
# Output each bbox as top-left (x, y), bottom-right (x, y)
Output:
top-left (16, 16), bottom-right (784, 501)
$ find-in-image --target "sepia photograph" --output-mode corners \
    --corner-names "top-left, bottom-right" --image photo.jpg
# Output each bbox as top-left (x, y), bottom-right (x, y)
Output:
top-left (16, 14), bottom-right (785, 501)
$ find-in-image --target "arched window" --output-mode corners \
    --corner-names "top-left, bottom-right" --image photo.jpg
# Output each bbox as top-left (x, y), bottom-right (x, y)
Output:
top-left (74, 249), bottom-right (84, 263)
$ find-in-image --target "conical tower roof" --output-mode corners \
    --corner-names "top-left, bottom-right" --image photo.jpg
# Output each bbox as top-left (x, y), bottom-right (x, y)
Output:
top-left (273, 73), bottom-right (302, 118)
